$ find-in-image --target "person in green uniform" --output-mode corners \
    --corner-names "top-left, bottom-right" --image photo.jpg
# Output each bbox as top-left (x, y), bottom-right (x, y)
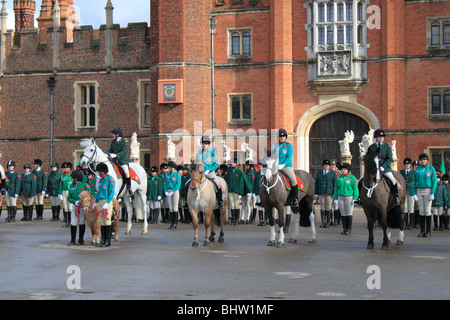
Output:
top-left (164, 161), bottom-right (181, 230)
top-left (67, 170), bottom-right (90, 246)
top-left (179, 164), bottom-right (191, 223)
top-left (45, 162), bottom-right (62, 221)
top-left (333, 163), bottom-right (359, 235)
top-left (94, 163), bottom-right (115, 247)
top-left (412, 153), bottom-right (437, 237)
top-left (20, 164), bottom-right (36, 221)
top-left (400, 158), bottom-right (415, 229)
top-left (5, 160), bottom-right (20, 222)
top-left (369, 128), bottom-right (400, 206)
top-left (432, 174), bottom-right (448, 231)
top-left (32, 159), bottom-right (47, 220)
top-left (59, 162), bottom-right (73, 227)
top-left (254, 161), bottom-right (265, 226)
top-left (442, 174), bottom-right (449, 229)
top-left (224, 162), bottom-right (252, 225)
top-left (243, 161), bottom-right (256, 224)
top-left (107, 127), bottom-right (133, 196)
top-left (315, 159), bottom-right (336, 228)
top-left (86, 165), bottom-right (97, 199)
top-left (147, 166), bottom-right (164, 224)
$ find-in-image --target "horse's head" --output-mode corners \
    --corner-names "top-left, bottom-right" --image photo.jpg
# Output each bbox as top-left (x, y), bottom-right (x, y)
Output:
top-left (364, 146), bottom-right (381, 182)
top-left (189, 162), bottom-right (205, 190)
top-left (79, 138), bottom-right (97, 168)
top-left (260, 148), bottom-right (278, 181)
top-left (79, 190), bottom-right (93, 214)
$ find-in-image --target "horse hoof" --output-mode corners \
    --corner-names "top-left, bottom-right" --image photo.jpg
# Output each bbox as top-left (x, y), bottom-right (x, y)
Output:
top-left (203, 241), bottom-right (209, 246)
top-left (209, 236), bottom-right (215, 242)
top-left (124, 230), bottom-right (131, 235)
top-left (192, 241), bottom-right (198, 247)
top-left (367, 244), bottom-right (374, 250)
top-left (276, 242), bottom-right (285, 247)
top-left (267, 240), bottom-right (275, 246)
top-left (396, 240), bottom-right (404, 245)
top-left (141, 230), bottom-right (148, 235)
top-left (308, 238), bottom-right (316, 244)
top-left (218, 237), bottom-right (224, 243)
top-left (288, 238), bottom-right (297, 244)
top-left (381, 244), bottom-right (389, 250)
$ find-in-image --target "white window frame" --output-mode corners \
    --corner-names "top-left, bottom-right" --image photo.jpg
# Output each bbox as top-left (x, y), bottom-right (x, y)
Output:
top-left (73, 81), bottom-right (99, 131)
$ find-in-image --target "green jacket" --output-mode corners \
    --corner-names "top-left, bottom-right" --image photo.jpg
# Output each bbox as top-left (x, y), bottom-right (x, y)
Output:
top-left (180, 173), bottom-right (190, 197)
top-left (245, 168), bottom-right (257, 194)
top-left (334, 173), bottom-right (359, 200)
top-left (59, 171), bottom-right (72, 193)
top-left (400, 168), bottom-right (415, 196)
top-left (253, 169), bottom-right (263, 195)
top-left (67, 182), bottom-right (90, 204)
top-left (88, 177), bottom-right (97, 198)
top-left (225, 166), bottom-right (252, 195)
top-left (107, 138), bottom-right (129, 165)
top-left (412, 164), bottom-right (437, 195)
top-left (315, 170), bottom-right (336, 195)
top-left (147, 175), bottom-right (164, 201)
top-left (20, 173), bottom-right (37, 198)
top-left (46, 171), bottom-right (62, 197)
top-left (432, 182), bottom-right (448, 207)
top-left (5, 170), bottom-right (21, 196)
top-left (369, 142), bottom-right (393, 173)
top-left (32, 168), bottom-right (47, 193)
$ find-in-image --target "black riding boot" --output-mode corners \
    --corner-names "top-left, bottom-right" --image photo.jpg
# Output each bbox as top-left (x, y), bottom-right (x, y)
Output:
top-left (258, 210), bottom-right (265, 226)
top-left (425, 216), bottom-right (432, 237)
top-left (21, 206), bottom-right (28, 221)
top-left (28, 206), bottom-right (34, 221)
top-left (319, 211), bottom-right (326, 228)
top-left (433, 215), bottom-right (438, 231)
top-left (216, 190), bottom-right (224, 209)
top-left (418, 215), bottom-right (426, 237)
top-left (99, 226), bottom-right (106, 247)
top-left (55, 206), bottom-right (61, 221)
top-left (347, 216), bottom-right (353, 234)
top-left (391, 184), bottom-right (400, 206)
top-left (11, 207), bottom-right (17, 222)
top-left (5, 206), bottom-right (11, 222)
top-left (78, 224), bottom-right (85, 245)
top-left (68, 225), bottom-right (77, 245)
top-left (127, 178), bottom-right (134, 196)
top-left (284, 214), bottom-right (291, 233)
top-left (439, 215), bottom-right (444, 231)
top-left (341, 216), bottom-right (348, 234)
top-left (290, 187), bottom-right (299, 213)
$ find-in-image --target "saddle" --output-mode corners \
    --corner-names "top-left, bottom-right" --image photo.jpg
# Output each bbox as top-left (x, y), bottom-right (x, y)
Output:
top-left (111, 162), bottom-right (141, 185)
top-left (381, 175), bottom-right (404, 193)
top-left (280, 174), bottom-right (307, 193)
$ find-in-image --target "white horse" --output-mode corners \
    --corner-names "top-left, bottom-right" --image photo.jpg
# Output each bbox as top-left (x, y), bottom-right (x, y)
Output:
top-left (79, 138), bottom-right (149, 235)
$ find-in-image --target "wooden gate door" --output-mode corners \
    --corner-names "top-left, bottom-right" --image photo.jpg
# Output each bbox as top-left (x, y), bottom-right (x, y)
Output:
top-left (309, 111), bottom-right (369, 179)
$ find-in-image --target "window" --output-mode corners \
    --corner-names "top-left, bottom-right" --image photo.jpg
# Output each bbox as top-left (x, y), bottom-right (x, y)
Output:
top-left (138, 80), bottom-right (151, 129)
top-left (429, 148), bottom-right (450, 174)
top-left (228, 93), bottom-right (253, 124)
top-left (228, 28), bottom-right (252, 58)
top-left (427, 17), bottom-right (450, 49)
top-left (75, 82), bottom-right (98, 130)
top-left (428, 87), bottom-right (450, 118)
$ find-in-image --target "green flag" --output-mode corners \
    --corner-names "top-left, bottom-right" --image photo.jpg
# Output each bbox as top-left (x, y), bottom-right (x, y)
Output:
top-left (441, 158), bottom-right (446, 174)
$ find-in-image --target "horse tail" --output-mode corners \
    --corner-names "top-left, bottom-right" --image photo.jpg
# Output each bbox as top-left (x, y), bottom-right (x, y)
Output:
top-left (213, 209), bottom-right (221, 226)
top-left (387, 205), bottom-right (402, 229)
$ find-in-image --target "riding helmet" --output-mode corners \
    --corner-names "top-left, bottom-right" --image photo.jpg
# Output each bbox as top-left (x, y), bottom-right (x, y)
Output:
top-left (7, 160), bottom-right (16, 167)
top-left (96, 163), bottom-right (109, 173)
top-left (278, 128), bottom-right (288, 137)
top-left (201, 135), bottom-right (211, 144)
top-left (419, 153), bottom-right (429, 161)
top-left (111, 127), bottom-right (123, 137)
top-left (403, 157), bottom-right (412, 165)
top-left (322, 159), bottom-right (331, 166)
top-left (341, 163), bottom-right (351, 171)
top-left (373, 128), bottom-right (386, 138)
top-left (23, 163), bottom-right (31, 169)
top-left (34, 159), bottom-right (42, 166)
top-left (51, 162), bottom-right (59, 168)
top-left (71, 170), bottom-right (84, 182)
top-left (442, 174), bottom-right (449, 181)
top-left (168, 161), bottom-right (177, 169)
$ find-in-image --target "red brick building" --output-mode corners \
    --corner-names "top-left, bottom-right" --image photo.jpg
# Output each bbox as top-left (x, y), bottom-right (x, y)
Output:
top-left (1, 0), bottom-right (449, 177)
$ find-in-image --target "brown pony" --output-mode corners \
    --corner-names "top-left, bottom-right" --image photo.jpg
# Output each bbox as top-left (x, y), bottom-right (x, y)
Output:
top-left (187, 162), bottom-right (228, 247)
top-left (361, 147), bottom-right (406, 250)
top-left (79, 191), bottom-right (120, 245)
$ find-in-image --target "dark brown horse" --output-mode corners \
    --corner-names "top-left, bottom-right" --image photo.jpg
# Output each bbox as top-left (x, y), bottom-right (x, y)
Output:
top-left (259, 150), bottom-right (316, 247)
top-left (361, 147), bottom-right (406, 250)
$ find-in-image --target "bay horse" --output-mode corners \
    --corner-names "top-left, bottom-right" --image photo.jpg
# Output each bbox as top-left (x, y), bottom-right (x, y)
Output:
top-left (79, 190), bottom-right (120, 245)
top-left (187, 162), bottom-right (228, 247)
top-left (78, 138), bottom-right (149, 235)
top-left (260, 150), bottom-right (316, 247)
top-left (361, 146), bottom-right (406, 250)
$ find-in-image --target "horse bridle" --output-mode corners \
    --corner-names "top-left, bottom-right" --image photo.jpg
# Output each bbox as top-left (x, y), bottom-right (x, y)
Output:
top-left (362, 154), bottom-right (380, 198)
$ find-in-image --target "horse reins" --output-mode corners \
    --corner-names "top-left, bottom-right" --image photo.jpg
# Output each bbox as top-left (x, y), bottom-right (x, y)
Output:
top-left (261, 172), bottom-right (283, 194)
top-left (190, 173), bottom-right (207, 200)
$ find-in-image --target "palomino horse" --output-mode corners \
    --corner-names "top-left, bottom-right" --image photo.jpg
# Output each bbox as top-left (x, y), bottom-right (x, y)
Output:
top-left (187, 162), bottom-right (228, 247)
top-left (260, 150), bottom-right (316, 247)
top-left (78, 138), bottom-right (148, 235)
top-left (79, 190), bottom-right (120, 245)
top-left (361, 147), bottom-right (406, 250)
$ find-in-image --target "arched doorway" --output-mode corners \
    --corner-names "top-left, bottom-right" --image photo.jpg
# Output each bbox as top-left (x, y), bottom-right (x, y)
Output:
top-left (309, 111), bottom-right (369, 179)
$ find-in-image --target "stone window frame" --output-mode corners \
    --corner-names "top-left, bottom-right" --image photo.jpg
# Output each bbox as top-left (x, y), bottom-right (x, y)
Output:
top-left (427, 16), bottom-right (450, 50)
top-left (73, 81), bottom-right (99, 131)
top-left (428, 86), bottom-right (450, 119)
top-left (227, 93), bottom-right (253, 125)
top-left (137, 79), bottom-right (151, 130)
top-left (227, 27), bottom-right (253, 60)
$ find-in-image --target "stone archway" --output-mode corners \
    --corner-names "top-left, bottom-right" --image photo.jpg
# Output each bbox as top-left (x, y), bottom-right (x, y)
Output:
top-left (295, 100), bottom-right (380, 172)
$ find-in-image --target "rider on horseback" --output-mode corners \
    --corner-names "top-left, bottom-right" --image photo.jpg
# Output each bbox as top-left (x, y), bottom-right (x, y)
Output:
top-left (107, 127), bottom-right (133, 196)
top-left (195, 136), bottom-right (224, 209)
top-left (369, 128), bottom-right (400, 206)
top-left (272, 128), bottom-right (299, 211)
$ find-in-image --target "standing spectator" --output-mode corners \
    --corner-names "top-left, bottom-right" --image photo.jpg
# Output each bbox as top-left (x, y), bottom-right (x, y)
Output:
top-left (400, 158), bottom-right (415, 229)
top-left (159, 163), bottom-right (170, 223)
top-left (315, 159), bottom-right (336, 228)
top-left (243, 161), bottom-right (256, 224)
top-left (333, 163), bottom-right (358, 235)
top-left (59, 162), bottom-right (73, 227)
top-left (93, 163), bottom-right (115, 247)
top-left (46, 162), bottom-right (62, 221)
top-left (20, 164), bottom-right (36, 221)
top-left (329, 159), bottom-right (342, 225)
top-left (32, 159), bottom-right (47, 220)
top-left (442, 174), bottom-right (449, 229)
top-left (164, 161), bottom-right (181, 230)
top-left (224, 161), bottom-right (251, 225)
top-left (432, 174), bottom-right (448, 231)
top-left (5, 160), bottom-right (20, 222)
top-left (413, 153), bottom-right (437, 237)
top-left (67, 170), bottom-right (90, 246)
top-left (147, 166), bottom-right (163, 224)
top-left (179, 164), bottom-right (191, 223)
